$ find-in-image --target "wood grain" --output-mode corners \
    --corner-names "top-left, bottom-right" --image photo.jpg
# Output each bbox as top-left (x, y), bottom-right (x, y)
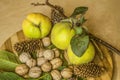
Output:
top-left (0, 30), bottom-right (113, 80)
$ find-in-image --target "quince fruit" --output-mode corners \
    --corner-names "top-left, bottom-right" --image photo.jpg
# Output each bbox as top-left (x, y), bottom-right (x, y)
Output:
top-left (51, 22), bottom-right (75, 50)
top-left (22, 13), bottom-right (52, 39)
top-left (67, 42), bottom-right (95, 65)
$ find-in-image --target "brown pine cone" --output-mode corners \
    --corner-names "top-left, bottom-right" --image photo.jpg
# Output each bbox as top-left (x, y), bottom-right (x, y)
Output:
top-left (51, 5), bottom-right (65, 24)
top-left (54, 5), bottom-right (64, 13)
top-left (73, 63), bottom-right (104, 78)
top-left (13, 39), bottom-right (43, 54)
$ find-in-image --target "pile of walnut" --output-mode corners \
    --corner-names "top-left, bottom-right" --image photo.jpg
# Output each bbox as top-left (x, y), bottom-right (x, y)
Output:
top-left (15, 37), bottom-right (73, 79)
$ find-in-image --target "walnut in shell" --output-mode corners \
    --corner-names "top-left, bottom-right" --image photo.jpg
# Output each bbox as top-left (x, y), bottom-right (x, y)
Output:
top-left (36, 49), bottom-right (44, 58)
top-left (26, 58), bottom-right (36, 68)
top-left (50, 58), bottom-right (62, 69)
top-left (37, 57), bottom-right (47, 66)
top-left (61, 68), bottom-right (73, 79)
top-left (51, 70), bottom-right (62, 80)
top-left (19, 52), bottom-right (31, 63)
top-left (53, 48), bottom-right (60, 57)
top-left (42, 37), bottom-right (51, 47)
top-left (43, 50), bottom-right (54, 60)
top-left (28, 67), bottom-right (41, 78)
top-left (15, 64), bottom-right (29, 76)
top-left (41, 62), bottom-right (52, 72)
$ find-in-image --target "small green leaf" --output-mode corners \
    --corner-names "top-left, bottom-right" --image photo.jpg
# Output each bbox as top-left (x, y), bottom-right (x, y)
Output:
top-left (79, 16), bottom-right (87, 24)
top-left (39, 73), bottom-right (52, 80)
top-left (0, 50), bottom-right (20, 71)
top-left (71, 7), bottom-right (88, 17)
top-left (70, 35), bottom-right (89, 57)
top-left (57, 66), bottom-right (67, 71)
top-left (0, 72), bottom-right (24, 80)
top-left (74, 26), bottom-right (83, 35)
top-left (47, 44), bottom-right (56, 49)
top-left (60, 52), bottom-right (68, 66)
top-left (42, 73), bottom-right (52, 80)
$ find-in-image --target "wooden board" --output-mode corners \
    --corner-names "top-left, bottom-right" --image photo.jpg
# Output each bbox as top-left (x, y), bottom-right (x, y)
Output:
top-left (0, 30), bottom-right (113, 80)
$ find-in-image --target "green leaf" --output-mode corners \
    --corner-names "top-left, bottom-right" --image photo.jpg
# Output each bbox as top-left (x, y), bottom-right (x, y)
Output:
top-left (47, 44), bottom-right (56, 49)
top-left (0, 50), bottom-right (20, 71)
top-left (57, 66), bottom-right (67, 71)
top-left (74, 26), bottom-right (83, 35)
top-left (71, 7), bottom-right (88, 17)
top-left (31, 52), bottom-right (37, 59)
top-left (70, 35), bottom-right (89, 57)
top-left (60, 51), bottom-right (68, 66)
top-left (79, 16), bottom-right (87, 24)
top-left (0, 72), bottom-right (24, 80)
top-left (42, 73), bottom-right (52, 80)
top-left (39, 73), bottom-right (52, 80)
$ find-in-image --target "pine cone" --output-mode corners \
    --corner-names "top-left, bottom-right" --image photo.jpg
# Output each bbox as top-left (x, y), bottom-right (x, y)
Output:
top-left (74, 63), bottom-right (104, 78)
top-left (13, 39), bottom-right (43, 54)
top-left (54, 5), bottom-right (64, 13)
top-left (51, 5), bottom-right (65, 24)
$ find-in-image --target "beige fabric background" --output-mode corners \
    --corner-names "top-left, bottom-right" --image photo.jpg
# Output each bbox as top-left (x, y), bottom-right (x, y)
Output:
top-left (0, 0), bottom-right (120, 79)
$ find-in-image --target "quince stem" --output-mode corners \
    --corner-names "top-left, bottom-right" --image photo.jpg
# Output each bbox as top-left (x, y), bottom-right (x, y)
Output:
top-left (89, 33), bottom-right (120, 55)
top-left (91, 39), bottom-right (104, 59)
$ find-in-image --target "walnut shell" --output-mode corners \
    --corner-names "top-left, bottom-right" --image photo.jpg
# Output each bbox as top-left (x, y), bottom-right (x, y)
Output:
top-left (26, 58), bottom-right (36, 68)
top-left (15, 64), bottom-right (29, 76)
top-left (19, 52), bottom-right (31, 63)
top-left (61, 68), bottom-right (73, 79)
top-left (36, 49), bottom-right (44, 58)
top-left (50, 58), bottom-right (62, 69)
top-left (41, 62), bottom-right (52, 72)
top-left (53, 48), bottom-right (60, 57)
top-left (37, 57), bottom-right (47, 66)
top-left (51, 70), bottom-right (62, 80)
top-left (28, 67), bottom-right (41, 78)
top-left (43, 50), bottom-right (54, 60)
top-left (42, 37), bottom-right (51, 47)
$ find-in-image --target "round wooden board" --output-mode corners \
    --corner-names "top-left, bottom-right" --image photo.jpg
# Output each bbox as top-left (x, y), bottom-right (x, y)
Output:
top-left (0, 30), bottom-right (113, 80)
